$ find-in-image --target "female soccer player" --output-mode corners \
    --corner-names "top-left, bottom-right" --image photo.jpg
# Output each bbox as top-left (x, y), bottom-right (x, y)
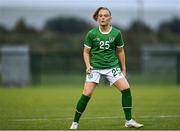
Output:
top-left (70, 7), bottom-right (143, 129)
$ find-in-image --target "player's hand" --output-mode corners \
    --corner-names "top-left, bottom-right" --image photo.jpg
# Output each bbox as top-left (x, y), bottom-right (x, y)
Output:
top-left (86, 65), bottom-right (93, 74)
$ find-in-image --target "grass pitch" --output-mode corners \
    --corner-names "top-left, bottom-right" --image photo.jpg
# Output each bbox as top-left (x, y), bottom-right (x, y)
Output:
top-left (0, 84), bottom-right (180, 130)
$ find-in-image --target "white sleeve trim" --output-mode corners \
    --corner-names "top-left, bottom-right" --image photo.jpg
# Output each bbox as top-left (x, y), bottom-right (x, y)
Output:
top-left (117, 44), bottom-right (124, 48)
top-left (84, 44), bottom-right (91, 48)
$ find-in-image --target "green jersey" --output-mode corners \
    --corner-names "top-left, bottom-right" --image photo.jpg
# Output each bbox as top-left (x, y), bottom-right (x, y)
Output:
top-left (84, 26), bottom-right (125, 69)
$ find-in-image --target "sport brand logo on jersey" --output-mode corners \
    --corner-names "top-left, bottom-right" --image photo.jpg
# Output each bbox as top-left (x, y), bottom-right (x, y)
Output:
top-left (93, 37), bottom-right (100, 42)
top-left (109, 37), bottom-right (115, 43)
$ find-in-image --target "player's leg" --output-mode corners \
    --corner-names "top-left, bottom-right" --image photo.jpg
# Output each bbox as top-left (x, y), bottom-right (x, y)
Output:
top-left (70, 82), bottom-right (97, 129)
top-left (82, 82), bottom-right (97, 96)
top-left (113, 78), bottom-right (143, 128)
top-left (105, 68), bottom-right (132, 120)
top-left (106, 67), bottom-right (143, 128)
top-left (74, 82), bottom-right (97, 123)
top-left (70, 71), bottom-right (101, 129)
top-left (113, 78), bottom-right (132, 120)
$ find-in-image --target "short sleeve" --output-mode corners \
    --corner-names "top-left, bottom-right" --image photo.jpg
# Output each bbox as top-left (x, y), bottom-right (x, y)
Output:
top-left (116, 31), bottom-right (125, 48)
top-left (84, 31), bottom-right (92, 48)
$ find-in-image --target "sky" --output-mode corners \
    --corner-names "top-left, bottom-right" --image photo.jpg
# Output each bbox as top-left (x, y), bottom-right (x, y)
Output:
top-left (0, 0), bottom-right (180, 30)
top-left (0, 0), bottom-right (179, 10)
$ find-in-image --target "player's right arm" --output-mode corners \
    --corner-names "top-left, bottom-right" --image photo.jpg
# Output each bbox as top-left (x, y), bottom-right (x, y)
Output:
top-left (84, 30), bottom-right (93, 74)
top-left (83, 47), bottom-right (93, 74)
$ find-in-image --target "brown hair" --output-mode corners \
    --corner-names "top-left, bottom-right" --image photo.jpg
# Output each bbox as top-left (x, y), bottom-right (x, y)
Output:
top-left (93, 7), bottom-right (111, 21)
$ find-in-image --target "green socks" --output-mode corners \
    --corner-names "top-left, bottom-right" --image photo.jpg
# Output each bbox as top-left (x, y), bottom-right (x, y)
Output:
top-left (73, 89), bottom-right (132, 123)
top-left (73, 94), bottom-right (90, 123)
top-left (121, 88), bottom-right (132, 120)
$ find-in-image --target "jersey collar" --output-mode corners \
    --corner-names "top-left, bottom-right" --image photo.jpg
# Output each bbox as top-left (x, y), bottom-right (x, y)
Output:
top-left (99, 26), bottom-right (112, 34)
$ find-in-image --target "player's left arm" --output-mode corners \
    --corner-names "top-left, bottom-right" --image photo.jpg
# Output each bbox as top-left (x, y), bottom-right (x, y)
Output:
top-left (116, 30), bottom-right (126, 76)
top-left (117, 47), bottom-right (126, 77)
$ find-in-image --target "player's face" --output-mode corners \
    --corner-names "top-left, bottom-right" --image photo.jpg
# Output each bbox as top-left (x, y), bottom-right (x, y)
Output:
top-left (97, 9), bottom-right (112, 26)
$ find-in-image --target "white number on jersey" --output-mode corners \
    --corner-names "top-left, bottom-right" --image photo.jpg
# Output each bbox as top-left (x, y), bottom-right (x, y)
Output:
top-left (99, 41), bottom-right (110, 49)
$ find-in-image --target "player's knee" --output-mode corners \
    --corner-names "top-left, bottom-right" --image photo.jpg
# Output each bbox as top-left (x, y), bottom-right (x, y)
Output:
top-left (82, 88), bottom-right (93, 96)
top-left (122, 86), bottom-right (130, 90)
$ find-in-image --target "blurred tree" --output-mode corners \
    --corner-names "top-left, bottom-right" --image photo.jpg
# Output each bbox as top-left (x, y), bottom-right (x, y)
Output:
top-left (13, 18), bottom-right (37, 33)
top-left (125, 20), bottom-right (155, 72)
top-left (126, 20), bottom-right (154, 48)
top-left (14, 18), bottom-right (28, 33)
top-left (170, 18), bottom-right (180, 33)
top-left (158, 17), bottom-right (180, 34)
top-left (44, 17), bottom-right (93, 33)
top-left (158, 17), bottom-right (180, 43)
top-left (0, 24), bottom-right (8, 33)
top-left (127, 20), bottom-right (152, 33)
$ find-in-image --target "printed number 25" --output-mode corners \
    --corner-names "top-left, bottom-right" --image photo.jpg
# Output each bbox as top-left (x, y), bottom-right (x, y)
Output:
top-left (112, 68), bottom-right (120, 77)
top-left (99, 41), bottom-right (110, 49)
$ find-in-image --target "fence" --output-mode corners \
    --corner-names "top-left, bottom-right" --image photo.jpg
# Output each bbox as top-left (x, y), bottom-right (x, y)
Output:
top-left (0, 46), bottom-right (177, 86)
top-left (0, 46), bottom-right (30, 86)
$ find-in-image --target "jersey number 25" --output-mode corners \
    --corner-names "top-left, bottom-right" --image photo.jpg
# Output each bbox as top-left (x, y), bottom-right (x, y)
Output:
top-left (99, 41), bottom-right (110, 49)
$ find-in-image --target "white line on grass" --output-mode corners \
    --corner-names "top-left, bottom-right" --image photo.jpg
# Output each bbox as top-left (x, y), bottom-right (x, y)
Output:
top-left (11, 115), bottom-right (180, 122)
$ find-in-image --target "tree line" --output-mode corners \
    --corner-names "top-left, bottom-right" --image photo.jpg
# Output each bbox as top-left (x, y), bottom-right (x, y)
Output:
top-left (1, 16), bottom-right (180, 55)
top-left (0, 16), bottom-right (180, 72)
top-left (0, 16), bottom-right (180, 54)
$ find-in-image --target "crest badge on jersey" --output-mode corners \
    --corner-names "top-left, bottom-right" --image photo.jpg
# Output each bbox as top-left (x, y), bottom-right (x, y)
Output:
top-left (109, 37), bottom-right (115, 43)
top-left (88, 73), bottom-right (93, 79)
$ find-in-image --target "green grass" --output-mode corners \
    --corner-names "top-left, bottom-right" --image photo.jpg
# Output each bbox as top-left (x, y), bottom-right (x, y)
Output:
top-left (0, 85), bottom-right (180, 130)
